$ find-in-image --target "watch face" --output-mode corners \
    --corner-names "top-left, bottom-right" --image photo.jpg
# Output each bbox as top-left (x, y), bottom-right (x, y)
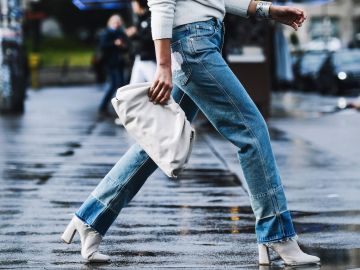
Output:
top-left (141, 21), bottom-right (148, 29)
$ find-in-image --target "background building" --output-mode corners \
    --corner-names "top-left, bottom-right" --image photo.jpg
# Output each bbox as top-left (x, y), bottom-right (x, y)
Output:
top-left (284, 0), bottom-right (360, 50)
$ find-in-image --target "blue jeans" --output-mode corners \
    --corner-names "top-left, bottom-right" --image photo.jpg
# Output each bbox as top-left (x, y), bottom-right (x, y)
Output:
top-left (76, 18), bottom-right (296, 243)
top-left (99, 66), bottom-right (125, 112)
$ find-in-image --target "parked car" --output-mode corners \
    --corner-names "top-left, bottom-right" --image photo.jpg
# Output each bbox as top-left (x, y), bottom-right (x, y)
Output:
top-left (304, 37), bottom-right (342, 52)
top-left (318, 49), bottom-right (360, 95)
top-left (293, 50), bottom-right (329, 92)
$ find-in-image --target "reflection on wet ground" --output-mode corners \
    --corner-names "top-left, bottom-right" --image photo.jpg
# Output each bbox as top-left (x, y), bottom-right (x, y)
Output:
top-left (0, 87), bottom-right (360, 269)
top-left (271, 91), bottom-right (360, 119)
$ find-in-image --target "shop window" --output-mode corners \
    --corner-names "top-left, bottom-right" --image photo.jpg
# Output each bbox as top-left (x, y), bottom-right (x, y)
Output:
top-left (309, 16), bottom-right (340, 40)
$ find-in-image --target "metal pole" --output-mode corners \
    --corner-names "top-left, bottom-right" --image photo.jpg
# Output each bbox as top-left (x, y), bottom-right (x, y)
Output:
top-left (1, 0), bottom-right (9, 28)
top-left (0, 0), bottom-right (26, 114)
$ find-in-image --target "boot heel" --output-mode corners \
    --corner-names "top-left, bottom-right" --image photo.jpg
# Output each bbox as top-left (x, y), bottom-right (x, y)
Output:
top-left (258, 244), bottom-right (271, 265)
top-left (61, 218), bottom-right (77, 244)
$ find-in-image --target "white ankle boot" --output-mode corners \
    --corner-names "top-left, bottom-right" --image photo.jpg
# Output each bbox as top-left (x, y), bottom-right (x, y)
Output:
top-left (61, 215), bottom-right (110, 262)
top-left (258, 239), bottom-right (320, 266)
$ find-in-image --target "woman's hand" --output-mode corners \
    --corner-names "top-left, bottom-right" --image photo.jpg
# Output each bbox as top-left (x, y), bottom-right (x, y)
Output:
top-left (149, 64), bottom-right (173, 105)
top-left (270, 5), bottom-right (306, 31)
top-left (149, 39), bottom-right (173, 105)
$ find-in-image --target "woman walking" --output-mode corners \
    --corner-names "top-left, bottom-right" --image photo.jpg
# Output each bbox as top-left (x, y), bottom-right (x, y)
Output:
top-left (62, 0), bottom-right (320, 266)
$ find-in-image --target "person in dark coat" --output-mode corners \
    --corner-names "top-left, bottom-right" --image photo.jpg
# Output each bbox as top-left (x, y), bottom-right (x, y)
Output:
top-left (98, 14), bottom-right (128, 116)
top-left (126, 0), bottom-right (156, 83)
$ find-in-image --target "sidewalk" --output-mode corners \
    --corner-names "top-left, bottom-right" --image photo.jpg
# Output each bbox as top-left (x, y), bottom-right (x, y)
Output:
top-left (0, 87), bottom-right (359, 269)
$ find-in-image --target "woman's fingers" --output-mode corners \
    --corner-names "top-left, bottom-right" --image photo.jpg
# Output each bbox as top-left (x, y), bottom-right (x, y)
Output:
top-left (291, 21), bottom-right (299, 31)
top-left (154, 88), bottom-right (167, 103)
top-left (295, 14), bottom-right (305, 28)
top-left (297, 8), bottom-right (305, 18)
top-left (149, 80), bottom-right (172, 104)
top-left (149, 80), bottom-right (159, 98)
top-left (159, 91), bottom-right (171, 105)
top-left (295, 8), bottom-right (306, 26)
top-left (154, 83), bottom-right (172, 104)
top-left (150, 61), bottom-right (173, 104)
top-left (149, 81), bottom-right (164, 101)
top-left (280, 6), bottom-right (306, 30)
top-left (296, 13), bottom-right (306, 24)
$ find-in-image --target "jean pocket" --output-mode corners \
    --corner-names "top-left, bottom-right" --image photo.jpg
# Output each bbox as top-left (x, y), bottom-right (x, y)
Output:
top-left (171, 40), bottom-right (192, 86)
top-left (189, 35), bottom-right (219, 56)
top-left (195, 24), bottom-right (216, 38)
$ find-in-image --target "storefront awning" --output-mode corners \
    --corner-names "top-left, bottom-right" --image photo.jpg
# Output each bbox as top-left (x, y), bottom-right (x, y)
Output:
top-left (72, 0), bottom-right (130, 10)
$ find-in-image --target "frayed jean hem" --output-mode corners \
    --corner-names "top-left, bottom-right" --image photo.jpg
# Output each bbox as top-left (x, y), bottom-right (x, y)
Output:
top-left (75, 194), bottom-right (118, 237)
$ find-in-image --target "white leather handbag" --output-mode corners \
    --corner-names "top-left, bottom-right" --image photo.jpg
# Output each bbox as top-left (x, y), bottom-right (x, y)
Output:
top-left (111, 82), bottom-right (195, 178)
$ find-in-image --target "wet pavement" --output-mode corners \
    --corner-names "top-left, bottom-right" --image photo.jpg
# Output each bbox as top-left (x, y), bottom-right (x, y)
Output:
top-left (0, 87), bottom-right (360, 269)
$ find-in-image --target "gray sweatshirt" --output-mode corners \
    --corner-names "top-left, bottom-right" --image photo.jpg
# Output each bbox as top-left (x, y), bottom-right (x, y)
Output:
top-left (148, 0), bottom-right (252, 40)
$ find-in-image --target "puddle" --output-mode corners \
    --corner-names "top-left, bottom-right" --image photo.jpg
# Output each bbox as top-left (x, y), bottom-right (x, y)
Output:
top-left (3, 162), bottom-right (56, 184)
top-left (294, 222), bottom-right (360, 235)
top-left (76, 165), bottom-right (114, 179)
top-left (255, 248), bottom-right (360, 270)
top-left (4, 188), bottom-right (38, 193)
top-left (50, 200), bottom-right (81, 208)
top-left (0, 248), bottom-right (23, 254)
top-left (84, 123), bottom-right (97, 135)
top-left (64, 142), bottom-right (82, 148)
top-left (0, 260), bottom-right (28, 266)
top-left (304, 248), bottom-right (360, 270)
top-left (130, 204), bottom-right (253, 212)
top-left (57, 150), bottom-right (75, 157)
top-left (3, 169), bottom-right (53, 184)
top-left (269, 128), bottom-right (290, 142)
top-left (259, 264), bottom-right (320, 270)
top-left (0, 210), bottom-right (21, 215)
top-left (179, 168), bottom-right (241, 187)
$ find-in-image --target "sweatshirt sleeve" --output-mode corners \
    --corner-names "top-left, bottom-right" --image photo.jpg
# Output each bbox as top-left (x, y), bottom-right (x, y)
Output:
top-left (148, 0), bottom-right (177, 40)
top-left (225, 0), bottom-right (252, 18)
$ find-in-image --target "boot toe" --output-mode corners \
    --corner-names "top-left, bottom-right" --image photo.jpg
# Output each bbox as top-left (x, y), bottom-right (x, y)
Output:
top-left (305, 254), bottom-right (320, 264)
top-left (286, 254), bottom-right (320, 266)
top-left (298, 253), bottom-right (320, 265)
top-left (87, 252), bottom-right (111, 262)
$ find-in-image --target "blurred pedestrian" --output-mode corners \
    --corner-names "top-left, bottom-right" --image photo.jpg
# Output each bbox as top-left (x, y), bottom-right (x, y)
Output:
top-left (91, 40), bottom-right (106, 85)
top-left (113, 0), bottom-right (157, 126)
top-left (126, 0), bottom-right (156, 83)
top-left (62, 0), bottom-right (320, 266)
top-left (98, 15), bottom-right (128, 117)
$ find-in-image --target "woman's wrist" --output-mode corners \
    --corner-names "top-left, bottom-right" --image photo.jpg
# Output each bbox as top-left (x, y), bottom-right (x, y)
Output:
top-left (157, 63), bottom-right (171, 69)
top-left (269, 4), bottom-right (275, 19)
top-left (248, 0), bottom-right (257, 17)
top-left (248, 0), bottom-right (273, 19)
top-left (154, 39), bottom-right (172, 67)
